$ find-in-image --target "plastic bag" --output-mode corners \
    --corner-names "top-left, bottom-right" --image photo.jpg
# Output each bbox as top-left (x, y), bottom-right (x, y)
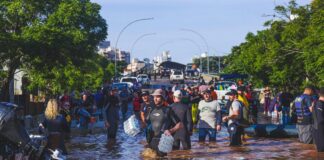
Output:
top-left (123, 115), bottom-right (140, 136)
top-left (158, 134), bottom-right (174, 153)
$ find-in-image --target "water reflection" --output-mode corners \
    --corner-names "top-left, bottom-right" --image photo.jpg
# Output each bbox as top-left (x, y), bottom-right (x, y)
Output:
top-left (67, 126), bottom-right (323, 160)
top-left (66, 102), bottom-right (323, 160)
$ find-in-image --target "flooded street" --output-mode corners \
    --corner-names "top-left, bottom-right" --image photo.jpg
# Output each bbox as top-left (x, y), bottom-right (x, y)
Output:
top-left (65, 100), bottom-right (323, 160)
top-left (66, 126), bottom-right (323, 159)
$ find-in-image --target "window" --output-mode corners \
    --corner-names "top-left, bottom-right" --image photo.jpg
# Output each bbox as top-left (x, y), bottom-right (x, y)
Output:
top-left (173, 71), bottom-right (182, 75)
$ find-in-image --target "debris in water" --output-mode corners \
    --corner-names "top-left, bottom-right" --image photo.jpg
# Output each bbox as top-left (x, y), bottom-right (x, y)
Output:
top-left (141, 148), bottom-right (157, 159)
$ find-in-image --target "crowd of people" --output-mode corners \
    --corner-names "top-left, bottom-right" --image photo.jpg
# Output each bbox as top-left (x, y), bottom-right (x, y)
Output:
top-left (39, 79), bottom-right (324, 157)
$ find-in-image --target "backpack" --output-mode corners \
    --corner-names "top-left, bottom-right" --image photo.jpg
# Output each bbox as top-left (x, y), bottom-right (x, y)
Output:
top-left (231, 100), bottom-right (250, 128)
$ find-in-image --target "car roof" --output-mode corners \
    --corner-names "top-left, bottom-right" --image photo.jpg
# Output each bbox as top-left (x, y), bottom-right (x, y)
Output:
top-left (121, 77), bottom-right (137, 79)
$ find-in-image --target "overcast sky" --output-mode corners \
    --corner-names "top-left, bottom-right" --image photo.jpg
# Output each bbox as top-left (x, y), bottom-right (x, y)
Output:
top-left (91, 0), bottom-right (311, 64)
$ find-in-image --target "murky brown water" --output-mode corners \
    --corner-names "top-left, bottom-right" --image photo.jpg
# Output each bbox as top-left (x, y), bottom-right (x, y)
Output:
top-left (66, 83), bottom-right (324, 160)
top-left (66, 124), bottom-right (323, 160)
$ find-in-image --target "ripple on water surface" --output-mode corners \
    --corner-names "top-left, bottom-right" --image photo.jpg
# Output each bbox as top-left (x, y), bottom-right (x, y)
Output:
top-left (66, 125), bottom-right (323, 160)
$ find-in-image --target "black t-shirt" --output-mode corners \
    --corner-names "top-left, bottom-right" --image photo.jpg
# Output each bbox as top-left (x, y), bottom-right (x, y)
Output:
top-left (105, 95), bottom-right (120, 122)
top-left (170, 102), bottom-right (193, 136)
top-left (43, 115), bottom-right (69, 133)
top-left (149, 105), bottom-right (180, 137)
top-left (314, 100), bottom-right (324, 130)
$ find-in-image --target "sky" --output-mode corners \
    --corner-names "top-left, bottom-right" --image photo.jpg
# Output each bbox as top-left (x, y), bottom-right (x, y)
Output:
top-left (91, 0), bottom-right (311, 64)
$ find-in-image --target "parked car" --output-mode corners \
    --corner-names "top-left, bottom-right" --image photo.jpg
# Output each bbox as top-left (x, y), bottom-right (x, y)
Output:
top-left (185, 69), bottom-right (200, 80)
top-left (170, 70), bottom-right (184, 84)
top-left (137, 74), bottom-right (150, 85)
top-left (120, 77), bottom-right (141, 91)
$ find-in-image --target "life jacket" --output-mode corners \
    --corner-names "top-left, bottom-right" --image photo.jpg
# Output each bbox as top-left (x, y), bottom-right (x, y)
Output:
top-left (294, 95), bottom-right (312, 119)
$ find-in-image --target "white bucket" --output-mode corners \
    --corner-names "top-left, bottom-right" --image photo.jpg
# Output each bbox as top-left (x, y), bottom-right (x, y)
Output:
top-left (158, 134), bottom-right (174, 153)
top-left (123, 115), bottom-right (140, 136)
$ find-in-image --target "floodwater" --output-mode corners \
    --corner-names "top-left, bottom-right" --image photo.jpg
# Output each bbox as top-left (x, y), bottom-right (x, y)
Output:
top-left (66, 126), bottom-right (324, 160)
top-left (66, 80), bottom-right (323, 159)
top-left (66, 104), bottom-right (323, 160)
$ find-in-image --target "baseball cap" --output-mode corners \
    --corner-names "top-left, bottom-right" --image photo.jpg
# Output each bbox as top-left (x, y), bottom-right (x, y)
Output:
top-left (141, 91), bottom-right (149, 96)
top-left (173, 90), bottom-right (182, 98)
top-left (225, 89), bottom-right (238, 96)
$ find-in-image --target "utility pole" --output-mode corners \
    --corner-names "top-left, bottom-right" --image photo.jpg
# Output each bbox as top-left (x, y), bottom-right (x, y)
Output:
top-left (218, 56), bottom-right (221, 73)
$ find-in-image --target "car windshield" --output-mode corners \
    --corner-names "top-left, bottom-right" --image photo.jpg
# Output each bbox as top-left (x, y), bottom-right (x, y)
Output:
top-left (121, 78), bottom-right (137, 83)
top-left (215, 81), bottom-right (236, 90)
top-left (173, 71), bottom-right (182, 75)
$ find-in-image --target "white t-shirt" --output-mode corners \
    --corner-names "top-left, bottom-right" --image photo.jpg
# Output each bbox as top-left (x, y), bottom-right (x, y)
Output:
top-left (198, 100), bottom-right (221, 128)
top-left (228, 100), bottom-right (241, 125)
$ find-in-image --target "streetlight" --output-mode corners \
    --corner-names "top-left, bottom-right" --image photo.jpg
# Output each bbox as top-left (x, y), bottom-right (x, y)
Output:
top-left (179, 38), bottom-right (202, 54)
top-left (114, 17), bottom-right (154, 77)
top-left (129, 32), bottom-right (156, 73)
top-left (180, 28), bottom-right (210, 74)
top-left (130, 33), bottom-right (156, 54)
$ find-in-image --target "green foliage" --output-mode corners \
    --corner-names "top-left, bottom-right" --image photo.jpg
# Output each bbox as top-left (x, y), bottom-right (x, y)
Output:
top-left (0, 0), bottom-right (107, 99)
top-left (26, 54), bottom-right (114, 95)
top-left (223, 0), bottom-right (324, 93)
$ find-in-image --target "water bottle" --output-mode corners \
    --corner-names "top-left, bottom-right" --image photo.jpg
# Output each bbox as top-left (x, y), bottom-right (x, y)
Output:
top-left (158, 134), bottom-right (174, 153)
top-left (123, 115), bottom-right (140, 136)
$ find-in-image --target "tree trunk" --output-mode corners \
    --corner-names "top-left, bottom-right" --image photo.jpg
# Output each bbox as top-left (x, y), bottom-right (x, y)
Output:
top-left (0, 78), bottom-right (10, 102)
top-left (0, 66), bottom-right (17, 102)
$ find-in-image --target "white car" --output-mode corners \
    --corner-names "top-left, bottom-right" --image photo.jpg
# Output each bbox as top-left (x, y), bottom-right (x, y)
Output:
top-left (137, 74), bottom-right (150, 85)
top-left (170, 70), bottom-right (184, 84)
top-left (120, 77), bottom-right (139, 88)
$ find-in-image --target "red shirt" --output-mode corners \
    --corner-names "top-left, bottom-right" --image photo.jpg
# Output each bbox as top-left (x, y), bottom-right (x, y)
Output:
top-left (133, 97), bottom-right (141, 111)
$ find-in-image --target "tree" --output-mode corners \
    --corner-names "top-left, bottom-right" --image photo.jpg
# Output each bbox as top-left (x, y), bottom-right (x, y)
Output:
top-left (302, 0), bottom-right (324, 86)
top-left (0, 0), bottom-right (107, 100)
top-left (223, 0), bottom-right (323, 93)
top-left (26, 54), bottom-right (115, 96)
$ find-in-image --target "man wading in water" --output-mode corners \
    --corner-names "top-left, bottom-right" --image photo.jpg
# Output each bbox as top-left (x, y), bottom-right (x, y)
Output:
top-left (170, 90), bottom-right (193, 150)
top-left (140, 90), bottom-right (154, 144)
top-left (147, 89), bottom-right (183, 157)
